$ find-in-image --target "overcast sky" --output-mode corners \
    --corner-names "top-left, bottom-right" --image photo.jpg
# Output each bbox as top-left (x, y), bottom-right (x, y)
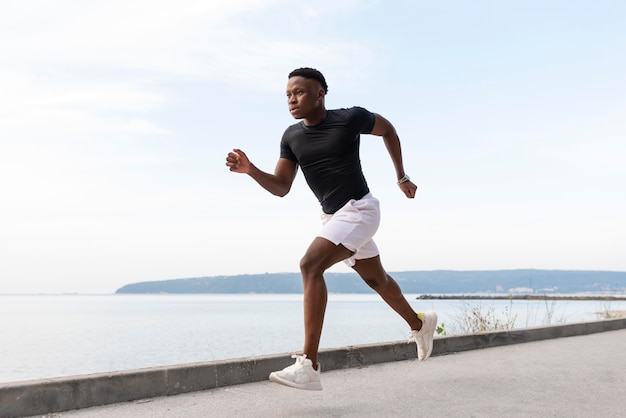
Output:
top-left (1, 1), bottom-right (625, 294)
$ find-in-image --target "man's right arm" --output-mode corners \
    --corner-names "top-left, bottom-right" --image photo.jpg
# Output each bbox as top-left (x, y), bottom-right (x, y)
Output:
top-left (226, 149), bottom-right (298, 197)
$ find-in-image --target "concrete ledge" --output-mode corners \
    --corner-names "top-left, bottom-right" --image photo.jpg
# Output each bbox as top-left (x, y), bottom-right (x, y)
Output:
top-left (433, 316), bottom-right (626, 355)
top-left (2, 317), bottom-right (625, 418)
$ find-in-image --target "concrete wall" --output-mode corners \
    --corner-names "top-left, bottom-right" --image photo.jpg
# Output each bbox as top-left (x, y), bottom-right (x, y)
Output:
top-left (2, 317), bottom-right (625, 418)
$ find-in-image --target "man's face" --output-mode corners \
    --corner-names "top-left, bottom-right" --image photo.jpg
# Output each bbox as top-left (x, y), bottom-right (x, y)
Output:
top-left (286, 76), bottom-right (324, 119)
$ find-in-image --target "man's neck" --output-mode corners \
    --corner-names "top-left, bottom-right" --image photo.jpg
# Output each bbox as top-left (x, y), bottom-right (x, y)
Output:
top-left (303, 108), bottom-right (327, 127)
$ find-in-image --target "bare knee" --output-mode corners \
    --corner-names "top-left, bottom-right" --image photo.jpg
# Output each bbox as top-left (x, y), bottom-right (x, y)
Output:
top-left (299, 238), bottom-right (352, 279)
top-left (300, 253), bottom-right (325, 279)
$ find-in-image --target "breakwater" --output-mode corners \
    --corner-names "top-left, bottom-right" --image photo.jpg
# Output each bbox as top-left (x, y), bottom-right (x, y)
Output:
top-left (417, 295), bottom-right (626, 301)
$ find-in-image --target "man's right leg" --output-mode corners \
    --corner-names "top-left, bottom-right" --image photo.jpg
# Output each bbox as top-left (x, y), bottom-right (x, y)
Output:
top-left (352, 256), bottom-right (421, 330)
top-left (352, 255), bottom-right (438, 361)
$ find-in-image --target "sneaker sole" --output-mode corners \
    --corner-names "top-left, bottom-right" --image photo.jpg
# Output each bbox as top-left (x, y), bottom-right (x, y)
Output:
top-left (269, 373), bottom-right (323, 391)
top-left (422, 310), bottom-right (437, 360)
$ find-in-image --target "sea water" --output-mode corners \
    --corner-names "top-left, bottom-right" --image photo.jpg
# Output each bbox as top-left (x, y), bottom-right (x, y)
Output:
top-left (0, 294), bottom-right (622, 383)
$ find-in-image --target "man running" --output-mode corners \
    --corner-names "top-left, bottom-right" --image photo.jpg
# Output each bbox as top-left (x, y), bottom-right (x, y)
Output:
top-left (226, 67), bottom-right (437, 390)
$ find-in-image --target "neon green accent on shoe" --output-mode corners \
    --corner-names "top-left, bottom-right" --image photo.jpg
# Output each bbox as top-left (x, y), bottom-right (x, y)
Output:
top-left (409, 310), bottom-right (438, 361)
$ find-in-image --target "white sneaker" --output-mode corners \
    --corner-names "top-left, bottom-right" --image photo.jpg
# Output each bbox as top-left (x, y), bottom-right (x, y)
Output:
top-left (409, 310), bottom-right (438, 361)
top-left (269, 354), bottom-right (322, 391)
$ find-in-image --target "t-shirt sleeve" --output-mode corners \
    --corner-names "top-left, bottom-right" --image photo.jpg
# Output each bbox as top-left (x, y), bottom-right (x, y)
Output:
top-left (350, 106), bottom-right (376, 134)
top-left (280, 127), bottom-right (297, 161)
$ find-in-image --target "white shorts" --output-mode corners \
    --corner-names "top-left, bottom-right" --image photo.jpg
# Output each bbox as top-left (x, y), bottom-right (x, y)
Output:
top-left (318, 193), bottom-right (381, 267)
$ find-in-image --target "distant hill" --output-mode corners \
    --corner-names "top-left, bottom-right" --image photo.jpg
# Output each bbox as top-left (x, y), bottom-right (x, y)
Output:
top-left (115, 269), bottom-right (626, 294)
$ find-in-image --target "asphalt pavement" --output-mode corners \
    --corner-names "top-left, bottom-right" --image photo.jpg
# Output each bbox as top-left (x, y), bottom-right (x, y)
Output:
top-left (53, 328), bottom-right (626, 418)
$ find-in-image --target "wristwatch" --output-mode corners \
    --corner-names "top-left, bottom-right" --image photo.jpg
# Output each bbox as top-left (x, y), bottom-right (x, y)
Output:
top-left (397, 174), bottom-right (410, 185)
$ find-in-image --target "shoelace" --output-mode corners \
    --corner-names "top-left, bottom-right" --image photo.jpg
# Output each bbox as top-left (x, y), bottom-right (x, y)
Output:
top-left (284, 354), bottom-right (308, 370)
top-left (292, 354), bottom-right (307, 363)
top-left (408, 330), bottom-right (419, 343)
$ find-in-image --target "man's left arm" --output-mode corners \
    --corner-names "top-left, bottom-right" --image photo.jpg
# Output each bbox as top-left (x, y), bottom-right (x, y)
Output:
top-left (369, 113), bottom-right (418, 199)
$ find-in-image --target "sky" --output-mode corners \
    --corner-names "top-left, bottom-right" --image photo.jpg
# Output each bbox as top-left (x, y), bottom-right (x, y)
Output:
top-left (1, 0), bottom-right (625, 294)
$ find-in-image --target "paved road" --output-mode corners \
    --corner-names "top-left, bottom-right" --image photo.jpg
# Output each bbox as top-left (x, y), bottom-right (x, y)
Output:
top-left (54, 329), bottom-right (626, 418)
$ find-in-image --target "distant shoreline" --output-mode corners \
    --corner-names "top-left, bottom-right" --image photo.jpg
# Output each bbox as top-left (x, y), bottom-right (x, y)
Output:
top-left (417, 295), bottom-right (626, 301)
top-left (115, 269), bottom-right (626, 295)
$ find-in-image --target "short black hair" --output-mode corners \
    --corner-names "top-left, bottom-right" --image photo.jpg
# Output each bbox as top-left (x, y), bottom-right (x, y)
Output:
top-left (288, 67), bottom-right (328, 94)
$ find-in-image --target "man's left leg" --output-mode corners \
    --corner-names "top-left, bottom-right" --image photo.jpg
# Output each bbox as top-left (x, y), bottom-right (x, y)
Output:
top-left (269, 237), bottom-right (353, 391)
top-left (299, 237), bottom-right (353, 367)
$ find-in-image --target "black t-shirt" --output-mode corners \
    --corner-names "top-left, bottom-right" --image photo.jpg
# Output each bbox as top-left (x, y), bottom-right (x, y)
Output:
top-left (280, 107), bottom-right (376, 214)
